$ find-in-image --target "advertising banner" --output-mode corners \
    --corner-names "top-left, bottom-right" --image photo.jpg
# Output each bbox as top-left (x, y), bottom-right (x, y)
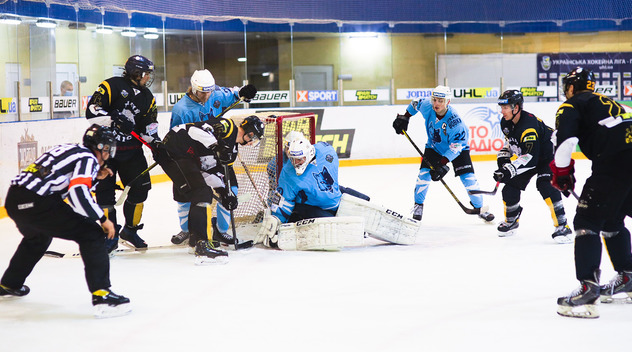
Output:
top-left (537, 52), bottom-right (632, 100)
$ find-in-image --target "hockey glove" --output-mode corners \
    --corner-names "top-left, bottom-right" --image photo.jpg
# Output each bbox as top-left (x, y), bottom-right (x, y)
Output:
top-left (239, 84), bottom-right (257, 102)
top-left (497, 148), bottom-right (512, 168)
top-left (493, 163), bottom-right (517, 182)
top-left (392, 114), bottom-right (410, 135)
top-left (221, 193), bottom-right (238, 211)
top-left (150, 141), bottom-right (168, 164)
top-left (549, 159), bottom-right (575, 197)
top-left (430, 164), bottom-right (450, 181)
top-left (111, 112), bottom-right (134, 135)
top-left (255, 209), bottom-right (280, 248)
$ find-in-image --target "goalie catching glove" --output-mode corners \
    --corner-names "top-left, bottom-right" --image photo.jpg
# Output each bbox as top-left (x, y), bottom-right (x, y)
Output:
top-left (255, 209), bottom-right (281, 247)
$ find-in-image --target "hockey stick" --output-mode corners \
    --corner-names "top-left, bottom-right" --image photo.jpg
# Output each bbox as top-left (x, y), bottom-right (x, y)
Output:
top-left (402, 131), bottom-right (481, 215)
top-left (468, 181), bottom-right (500, 195)
top-left (223, 164), bottom-right (243, 250)
top-left (115, 162), bottom-right (158, 206)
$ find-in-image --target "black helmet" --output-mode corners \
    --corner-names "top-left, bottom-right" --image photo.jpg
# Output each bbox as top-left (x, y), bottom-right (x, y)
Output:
top-left (498, 90), bottom-right (524, 109)
top-left (240, 116), bottom-right (265, 141)
top-left (562, 67), bottom-right (595, 94)
top-left (83, 124), bottom-right (117, 158)
top-left (124, 55), bottom-right (155, 87)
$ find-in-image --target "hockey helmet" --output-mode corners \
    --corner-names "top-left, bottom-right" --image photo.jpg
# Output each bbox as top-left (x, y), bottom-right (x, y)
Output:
top-left (431, 85), bottom-right (452, 102)
top-left (83, 124), bottom-right (117, 158)
top-left (562, 67), bottom-right (595, 96)
top-left (191, 69), bottom-right (216, 94)
top-left (240, 116), bottom-right (265, 143)
top-left (287, 137), bottom-right (315, 176)
top-left (124, 55), bottom-right (155, 87)
top-left (498, 90), bottom-right (524, 109)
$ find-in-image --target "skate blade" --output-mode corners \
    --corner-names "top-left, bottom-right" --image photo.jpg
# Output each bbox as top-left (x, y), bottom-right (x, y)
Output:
top-left (553, 235), bottom-right (574, 244)
top-left (498, 229), bottom-right (517, 237)
top-left (120, 240), bottom-right (148, 251)
top-left (194, 255), bottom-right (229, 265)
top-left (94, 303), bottom-right (132, 319)
top-left (556, 304), bottom-right (599, 319)
top-left (600, 293), bottom-right (632, 304)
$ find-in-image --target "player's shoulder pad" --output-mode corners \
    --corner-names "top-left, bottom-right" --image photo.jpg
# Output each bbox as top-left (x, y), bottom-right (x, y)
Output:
top-left (520, 127), bottom-right (538, 143)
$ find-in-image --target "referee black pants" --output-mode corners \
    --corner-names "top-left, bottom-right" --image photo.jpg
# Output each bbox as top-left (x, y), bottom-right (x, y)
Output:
top-left (1, 186), bottom-right (111, 293)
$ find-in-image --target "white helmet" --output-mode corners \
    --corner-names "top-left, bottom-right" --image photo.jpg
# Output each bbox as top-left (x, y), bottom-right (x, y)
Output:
top-left (191, 69), bottom-right (216, 94)
top-left (432, 85), bottom-right (451, 102)
top-left (287, 137), bottom-right (315, 176)
top-left (284, 131), bottom-right (305, 149)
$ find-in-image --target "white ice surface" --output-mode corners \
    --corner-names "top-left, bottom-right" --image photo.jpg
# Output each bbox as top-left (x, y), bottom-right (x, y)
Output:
top-left (1, 159), bottom-right (630, 352)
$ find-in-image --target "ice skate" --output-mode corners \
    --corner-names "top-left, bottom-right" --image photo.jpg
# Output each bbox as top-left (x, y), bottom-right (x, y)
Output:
top-left (600, 271), bottom-right (632, 304)
top-left (551, 224), bottom-right (573, 244)
top-left (194, 240), bottom-right (229, 265)
top-left (171, 230), bottom-right (190, 245)
top-left (212, 217), bottom-right (254, 249)
top-left (0, 284), bottom-right (30, 298)
top-left (497, 206), bottom-right (521, 237)
top-left (92, 289), bottom-right (131, 318)
top-left (478, 210), bottom-right (495, 223)
top-left (497, 220), bottom-right (519, 237)
top-left (557, 271), bottom-right (601, 319)
top-left (212, 217), bottom-right (235, 245)
top-left (120, 224), bottom-right (148, 250)
top-left (412, 203), bottom-right (423, 221)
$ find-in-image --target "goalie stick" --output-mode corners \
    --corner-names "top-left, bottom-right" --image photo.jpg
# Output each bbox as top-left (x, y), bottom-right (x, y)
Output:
top-left (468, 181), bottom-right (500, 195)
top-left (402, 131), bottom-right (481, 215)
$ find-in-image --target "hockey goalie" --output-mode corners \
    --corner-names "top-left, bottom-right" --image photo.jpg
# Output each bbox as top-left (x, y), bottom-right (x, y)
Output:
top-left (254, 132), bottom-right (421, 250)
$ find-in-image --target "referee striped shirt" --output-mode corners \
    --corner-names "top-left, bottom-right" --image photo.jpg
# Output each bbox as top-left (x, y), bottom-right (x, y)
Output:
top-left (11, 144), bottom-right (106, 223)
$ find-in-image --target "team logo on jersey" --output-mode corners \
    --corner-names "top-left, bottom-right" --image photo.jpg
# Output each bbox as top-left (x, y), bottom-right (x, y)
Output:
top-left (133, 88), bottom-right (140, 96)
top-left (441, 122), bottom-right (447, 135)
top-left (214, 100), bottom-right (221, 109)
top-left (121, 90), bottom-right (129, 98)
top-left (432, 128), bottom-right (442, 143)
top-left (312, 166), bottom-right (335, 193)
top-left (325, 154), bottom-right (333, 163)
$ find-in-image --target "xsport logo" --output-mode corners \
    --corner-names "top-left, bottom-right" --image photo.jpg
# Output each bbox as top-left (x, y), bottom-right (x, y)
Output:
top-left (462, 107), bottom-right (504, 153)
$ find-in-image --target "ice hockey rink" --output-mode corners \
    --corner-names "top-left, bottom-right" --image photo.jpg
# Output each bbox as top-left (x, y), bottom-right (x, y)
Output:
top-left (0, 159), bottom-right (629, 352)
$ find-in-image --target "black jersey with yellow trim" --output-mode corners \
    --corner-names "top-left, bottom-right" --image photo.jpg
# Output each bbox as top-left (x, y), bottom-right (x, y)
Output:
top-left (555, 91), bottom-right (632, 161)
top-left (501, 109), bottom-right (554, 170)
top-left (85, 76), bottom-right (157, 149)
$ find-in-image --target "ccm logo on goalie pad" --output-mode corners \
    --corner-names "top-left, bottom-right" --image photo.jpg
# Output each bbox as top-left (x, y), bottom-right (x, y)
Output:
top-left (296, 218), bottom-right (316, 226)
top-left (386, 209), bottom-right (404, 220)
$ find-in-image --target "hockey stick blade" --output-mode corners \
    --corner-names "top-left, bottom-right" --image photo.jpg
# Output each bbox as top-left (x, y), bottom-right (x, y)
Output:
top-left (468, 182), bottom-right (500, 196)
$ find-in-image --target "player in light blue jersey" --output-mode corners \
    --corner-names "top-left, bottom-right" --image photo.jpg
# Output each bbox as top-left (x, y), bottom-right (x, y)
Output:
top-left (168, 69), bottom-right (257, 245)
top-left (393, 85), bottom-right (494, 222)
top-left (269, 134), bottom-right (368, 223)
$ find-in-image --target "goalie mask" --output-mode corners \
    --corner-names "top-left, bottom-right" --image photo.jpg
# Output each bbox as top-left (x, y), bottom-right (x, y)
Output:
top-left (287, 137), bottom-right (315, 176)
top-left (191, 69), bottom-right (216, 95)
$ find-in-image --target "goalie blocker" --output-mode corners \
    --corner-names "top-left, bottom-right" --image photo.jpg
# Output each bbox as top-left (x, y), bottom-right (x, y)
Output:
top-left (336, 193), bottom-right (421, 245)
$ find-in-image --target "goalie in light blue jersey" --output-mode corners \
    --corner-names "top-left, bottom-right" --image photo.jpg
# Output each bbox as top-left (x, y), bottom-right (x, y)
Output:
top-left (392, 85), bottom-right (494, 222)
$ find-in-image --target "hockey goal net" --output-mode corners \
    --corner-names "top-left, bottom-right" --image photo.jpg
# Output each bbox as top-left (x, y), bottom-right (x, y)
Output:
top-left (229, 112), bottom-right (316, 225)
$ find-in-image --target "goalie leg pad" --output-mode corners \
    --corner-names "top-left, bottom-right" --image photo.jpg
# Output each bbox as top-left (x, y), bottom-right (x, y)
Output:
top-left (336, 194), bottom-right (421, 245)
top-left (277, 216), bottom-right (365, 251)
